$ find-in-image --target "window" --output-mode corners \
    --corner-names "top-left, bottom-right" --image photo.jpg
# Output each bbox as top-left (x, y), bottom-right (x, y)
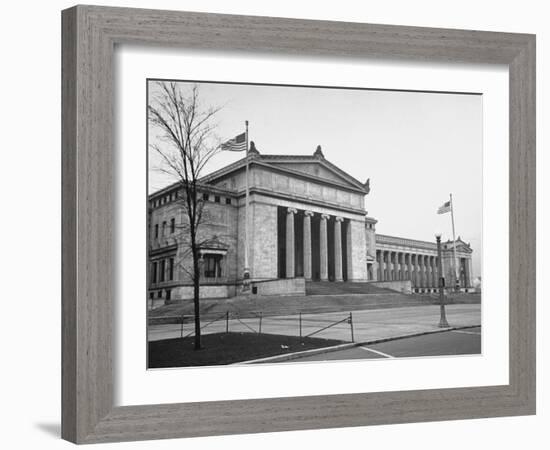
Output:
top-left (214, 195), bottom-right (220, 203)
top-left (170, 218), bottom-right (175, 234)
top-left (225, 198), bottom-right (232, 205)
top-left (161, 221), bottom-right (166, 237)
top-left (202, 193), bottom-right (209, 201)
top-left (166, 289), bottom-right (171, 301)
top-left (169, 257), bottom-right (174, 281)
top-left (203, 254), bottom-right (223, 278)
top-left (159, 259), bottom-right (166, 282)
top-left (154, 224), bottom-right (158, 239)
top-left (157, 290), bottom-right (162, 298)
top-left (149, 292), bottom-right (154, 300)
top-left (151, 261), bottom-right (158, 284)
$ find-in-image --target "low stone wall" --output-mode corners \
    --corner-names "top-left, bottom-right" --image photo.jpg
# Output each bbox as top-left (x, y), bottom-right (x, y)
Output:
top-left (172, 284), bottom-right (231, 300)
top-left (371, 280), bottom-right (412, 294)
top-left (162, 279), bottom-right (305, 301)
top-left (251, 278), bottom-right (306, 296)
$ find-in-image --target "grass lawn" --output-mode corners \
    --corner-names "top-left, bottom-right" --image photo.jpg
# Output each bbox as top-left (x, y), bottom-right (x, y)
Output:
top-left (148, 332), bottom-right (345, 368)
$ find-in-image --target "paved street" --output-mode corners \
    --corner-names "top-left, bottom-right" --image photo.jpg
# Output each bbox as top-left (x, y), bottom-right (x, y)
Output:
top-left (285, 327), bottom-right (481, 362)
top-left (148, 304), bottom-right (481, 345)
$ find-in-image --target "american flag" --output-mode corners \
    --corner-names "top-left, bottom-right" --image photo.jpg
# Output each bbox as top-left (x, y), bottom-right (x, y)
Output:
top-left (437, 200), bottom-right (452, 214)
top-left (221, 132), bottom-right (247, 152)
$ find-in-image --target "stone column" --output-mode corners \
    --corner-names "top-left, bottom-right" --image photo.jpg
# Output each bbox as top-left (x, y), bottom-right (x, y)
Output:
top-left (303, 210), bottom-right (313, 280)
top-left (384, 251), bottom-right (390, 281)
top-left (464, 258), bottom-right (471, 287)
top-left (395, 252), bottom-right (403, 280)
top-left (377, 251), bottom-right (383, 281)
top-left (418, 255), bottom-right (424, 288)
top-left (432, 256), bottom-right (438, 287)
top-left (334, 216), bottom-right (344, 281)
top-left (346, 221), bottom-right (353, 281)
top-left (419, 254), bottom-right (425, 287)
top-left (320, 214), bottom-right (329, 281)
top-left (425, 256), bottom-right (430, 287)
top-left (400, 253), bottom-right (406, 280)
top-left (424, 256), bottom-right (430, 287)
top-left (431, 256), bottom-right (436, 287)
top-left (411, 254), bottom-right (417, 287)
top-left (427, 256), bottom-right (432, 287)
top-left (428, 256), bottom-right (435, 287)
top-left (285, 208), bottom-right (297, 278)
top-left (427, 256), bottom-right (433, 287)
top-left (396, 253), bottom-right (401, 280)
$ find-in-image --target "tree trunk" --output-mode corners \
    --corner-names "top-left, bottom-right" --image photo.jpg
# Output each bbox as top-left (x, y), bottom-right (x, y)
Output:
top-left (192, 248), bottom-right (201, 350)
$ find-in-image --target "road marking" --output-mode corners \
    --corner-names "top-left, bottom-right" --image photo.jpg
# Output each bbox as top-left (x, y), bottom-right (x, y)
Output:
top-left (450, 329), bottom-right (481, 336)
top-left (359, 346), bottom-right (394, 358)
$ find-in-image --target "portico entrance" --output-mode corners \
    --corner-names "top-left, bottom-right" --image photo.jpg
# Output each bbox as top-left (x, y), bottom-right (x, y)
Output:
top-left (277, 206), bottom-right (349, 282)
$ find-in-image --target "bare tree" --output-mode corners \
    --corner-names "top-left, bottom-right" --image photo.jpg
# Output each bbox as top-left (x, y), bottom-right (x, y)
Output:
top-left (148, 81), bottom-right (222, 350)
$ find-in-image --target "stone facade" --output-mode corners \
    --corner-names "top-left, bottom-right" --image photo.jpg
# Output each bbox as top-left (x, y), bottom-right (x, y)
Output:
top-left (148, 146), bottom-right (474, 302)
top-left (374, 234), bottom-right (474, 293)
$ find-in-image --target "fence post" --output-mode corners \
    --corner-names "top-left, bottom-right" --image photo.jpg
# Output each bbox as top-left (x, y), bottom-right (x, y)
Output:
top-left (349, 312), bottom-right (354, 343)
top-left (299, 312), bottom-right (302, 340)
top-left (226, 311), bottom-right (229, 333)
top-left (180, 313), bottom-right (185, 339)
top-left (259, 312), bottom-right (262, 334)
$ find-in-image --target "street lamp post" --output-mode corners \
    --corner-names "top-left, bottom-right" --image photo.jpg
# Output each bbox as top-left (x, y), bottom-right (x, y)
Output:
top-left (436, 234), bottom-right (450, 328)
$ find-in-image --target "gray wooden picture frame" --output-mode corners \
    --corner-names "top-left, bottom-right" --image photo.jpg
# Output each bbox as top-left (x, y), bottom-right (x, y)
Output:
top-left (61, 5), bottom-right (536, 444)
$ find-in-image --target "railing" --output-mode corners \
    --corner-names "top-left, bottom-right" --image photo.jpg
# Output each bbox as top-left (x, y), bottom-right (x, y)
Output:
top-left (301, 312), bottom-right (354, 343)
top-left (173, 310), bottom-right (355, 343)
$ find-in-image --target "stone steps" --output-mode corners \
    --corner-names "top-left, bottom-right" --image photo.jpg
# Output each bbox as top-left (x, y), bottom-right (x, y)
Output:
top-left (148, 288), bottom-right (480, 325)
top-left (305, 281), bottom-right (395, 295)
top-left (149, 292), bottom-right (437, 324)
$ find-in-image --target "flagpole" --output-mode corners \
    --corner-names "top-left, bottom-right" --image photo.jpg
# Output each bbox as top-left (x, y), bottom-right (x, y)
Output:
top-left (244, 120), bottom-right (250, 283)
top-left (450, 193), bottom-right (458, 289)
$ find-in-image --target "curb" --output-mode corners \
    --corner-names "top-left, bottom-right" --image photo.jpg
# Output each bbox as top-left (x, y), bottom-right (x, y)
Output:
top-left (233, 342), bottom-right (359, 365)
top-left (236, 324), bottom-right (481, 364)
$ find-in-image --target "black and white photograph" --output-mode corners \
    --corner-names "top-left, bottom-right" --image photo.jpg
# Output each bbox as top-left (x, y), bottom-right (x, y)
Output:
top-left (146, 79), bottom-right (482, 368)
top-left (1, 0), bottom-right (543, 447)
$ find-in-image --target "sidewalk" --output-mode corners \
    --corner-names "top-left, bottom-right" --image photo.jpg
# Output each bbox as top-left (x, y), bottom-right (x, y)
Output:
top-left (148, 304), bottom-right (481, 343)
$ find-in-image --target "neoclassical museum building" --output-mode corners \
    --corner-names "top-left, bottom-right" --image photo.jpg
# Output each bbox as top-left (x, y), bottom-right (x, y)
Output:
top-left (148, 144), bottom-right (474, 303)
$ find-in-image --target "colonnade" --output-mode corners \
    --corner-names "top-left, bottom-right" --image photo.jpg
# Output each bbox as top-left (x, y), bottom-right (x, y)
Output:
top-left (376, 250), bottom-right (439, 289)
top-left (284, 207), bottom-right (347, 281)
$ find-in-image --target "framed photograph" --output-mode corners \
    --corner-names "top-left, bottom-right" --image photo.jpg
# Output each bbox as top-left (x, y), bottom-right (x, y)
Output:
top-left (62, 5), bottom-right (535, 444)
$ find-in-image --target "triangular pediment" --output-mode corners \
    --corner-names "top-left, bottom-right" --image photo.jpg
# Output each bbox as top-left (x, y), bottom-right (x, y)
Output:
top-left (268, 161), bottom-right (345, 183)
top-left (260, 156), bottom-right (367, 192)
top-left (444, 238), bottom-right (472, 253)
top-left (200, 152), bottom-right (368, 193)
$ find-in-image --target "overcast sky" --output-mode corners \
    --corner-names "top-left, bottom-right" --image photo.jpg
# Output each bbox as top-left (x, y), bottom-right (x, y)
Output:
top-left (148, 80), bottom-right (482, 277)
